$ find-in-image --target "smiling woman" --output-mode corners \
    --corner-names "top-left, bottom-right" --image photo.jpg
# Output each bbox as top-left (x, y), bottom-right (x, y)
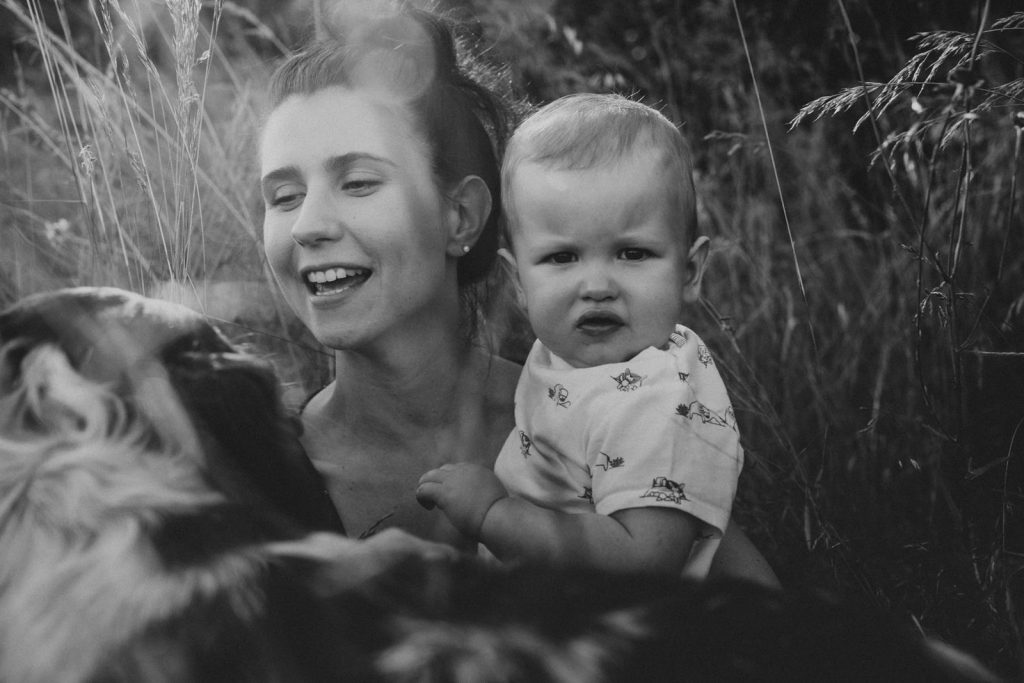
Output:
top-left (262, 88), bottom-right (459, 352)
top-left (259, 8), bottom-right (521, 547)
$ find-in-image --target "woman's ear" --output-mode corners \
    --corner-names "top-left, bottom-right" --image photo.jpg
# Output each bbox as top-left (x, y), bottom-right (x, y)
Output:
top-left (498, 247), bottom-right (527, 310)
top-left (445, 176), bottom-right (492, 257)
top-left (682, 236), bottom-right (710, 303)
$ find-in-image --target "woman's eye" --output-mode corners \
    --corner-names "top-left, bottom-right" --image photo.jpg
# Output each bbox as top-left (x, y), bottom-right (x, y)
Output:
top-left (342, 176), bottom-right (382, 195)
top-left (269, 189), bottom-right (304, 210)
top-left (544, 252), bottom-right (577, 264)
top-left (620, 248), bottom-right (650, 261)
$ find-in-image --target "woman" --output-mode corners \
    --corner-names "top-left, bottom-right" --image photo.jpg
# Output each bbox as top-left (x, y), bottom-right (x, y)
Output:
top-left (260, 7), bottom-right (776, 583)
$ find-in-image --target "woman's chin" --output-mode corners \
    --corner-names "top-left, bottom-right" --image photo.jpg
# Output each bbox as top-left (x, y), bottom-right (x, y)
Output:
top-left (311, 325), bottom-right (360, 351)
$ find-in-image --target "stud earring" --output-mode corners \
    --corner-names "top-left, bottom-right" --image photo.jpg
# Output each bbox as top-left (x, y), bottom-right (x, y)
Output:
top-left (462, 244), bottom-right (471, 254)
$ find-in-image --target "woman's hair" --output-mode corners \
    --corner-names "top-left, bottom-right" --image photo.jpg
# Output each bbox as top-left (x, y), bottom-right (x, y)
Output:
top-left (266, 7), bottom-right (516, 331)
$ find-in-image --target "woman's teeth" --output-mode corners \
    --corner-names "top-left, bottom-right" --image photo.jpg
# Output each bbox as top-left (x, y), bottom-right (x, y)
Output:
top-left (305, 267), bottom-right (368, 295)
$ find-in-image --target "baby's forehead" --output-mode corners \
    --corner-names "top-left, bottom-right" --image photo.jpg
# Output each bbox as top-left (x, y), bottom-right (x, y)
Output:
top-left (519, 135), bottom-right (672, 172)
top-left (507, 149), bottom-right (694, 232)
top-left (510, 145), bottom-right (676, 199)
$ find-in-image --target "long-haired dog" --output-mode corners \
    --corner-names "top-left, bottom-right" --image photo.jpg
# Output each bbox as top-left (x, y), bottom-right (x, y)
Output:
top-left (0, 286), bottom-right (365, 681)
top-left (0, 287), bottom-right (1001, 682)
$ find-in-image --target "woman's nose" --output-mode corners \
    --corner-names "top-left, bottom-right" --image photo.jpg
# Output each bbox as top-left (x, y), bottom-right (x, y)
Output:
top-left (290, 190), bottom-right (343, 247)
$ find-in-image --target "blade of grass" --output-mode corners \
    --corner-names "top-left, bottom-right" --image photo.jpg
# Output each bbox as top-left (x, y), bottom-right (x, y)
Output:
top-left (835, 0), bottom-right (919, 230)
top-left (730, 0), bottom-right (819, 364)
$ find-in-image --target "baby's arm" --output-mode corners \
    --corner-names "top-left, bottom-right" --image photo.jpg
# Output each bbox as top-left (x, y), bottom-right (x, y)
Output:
top-left (484, 496), bottom-right (697, 574)
top-left (417, 463), bottom-right (697, 575)
top-left (710, 522), bottom-right (781, 587)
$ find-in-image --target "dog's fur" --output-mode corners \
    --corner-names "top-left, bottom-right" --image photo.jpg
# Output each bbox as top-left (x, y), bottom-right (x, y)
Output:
top-left (0, 287), bottom-right (351, 681)
top-left (0, 287), bottom-right (1000, 682)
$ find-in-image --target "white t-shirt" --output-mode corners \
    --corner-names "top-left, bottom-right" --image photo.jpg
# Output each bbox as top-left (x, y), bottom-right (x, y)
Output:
top-left (493, 325), bottom-right (743, 577)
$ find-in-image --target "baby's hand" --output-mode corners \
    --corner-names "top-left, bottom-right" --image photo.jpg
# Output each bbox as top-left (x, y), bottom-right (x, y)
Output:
top-left (416, 463), bottom-right (506, 539)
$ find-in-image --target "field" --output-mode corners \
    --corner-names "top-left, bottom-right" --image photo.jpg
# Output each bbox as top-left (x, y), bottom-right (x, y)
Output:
top-left (1, 0), bottom-right (1022, 677)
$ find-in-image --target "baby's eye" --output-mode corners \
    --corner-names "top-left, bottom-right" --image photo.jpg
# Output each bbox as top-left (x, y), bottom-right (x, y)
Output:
top-left (544, 252), bottom-right (577, 264)
top-left (619, 248), bottom-right (651, 261)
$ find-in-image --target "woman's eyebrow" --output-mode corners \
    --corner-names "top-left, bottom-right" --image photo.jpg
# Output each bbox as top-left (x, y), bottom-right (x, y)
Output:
top-left (324, 152), bottom-right (397, 175)
top-left (261, 165), bottom-right (300, 194)
top-left (261, 153), bottom-right (398, 194)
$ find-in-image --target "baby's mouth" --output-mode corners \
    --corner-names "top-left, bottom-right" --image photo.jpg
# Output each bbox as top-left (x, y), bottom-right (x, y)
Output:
top-left (576, 312), bottom-right (624, 335)
top-left (304, 266), bottom-right (371, 296)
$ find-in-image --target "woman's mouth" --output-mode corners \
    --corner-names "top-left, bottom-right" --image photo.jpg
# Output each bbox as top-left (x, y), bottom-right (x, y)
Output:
top-left (303, 266), bottom-right (371, 296)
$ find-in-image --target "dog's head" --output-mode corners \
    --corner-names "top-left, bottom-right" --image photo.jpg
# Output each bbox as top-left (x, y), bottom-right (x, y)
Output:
top-left (0, 286), bottom-right (342, 533)
top-left (0, 287), bottom-right (352, 681)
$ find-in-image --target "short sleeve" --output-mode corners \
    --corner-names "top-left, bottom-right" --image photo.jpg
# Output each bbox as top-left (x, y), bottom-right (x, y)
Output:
top-left (585, 327), bottom-right (742, 536)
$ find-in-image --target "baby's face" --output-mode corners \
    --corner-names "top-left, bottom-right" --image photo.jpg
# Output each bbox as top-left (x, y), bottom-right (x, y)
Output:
top-left (504, 150), bottom-right (702, 368)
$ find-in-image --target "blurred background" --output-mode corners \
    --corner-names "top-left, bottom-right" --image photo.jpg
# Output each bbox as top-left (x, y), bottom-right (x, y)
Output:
top-left (1, 0), bottom-right (1021, 677)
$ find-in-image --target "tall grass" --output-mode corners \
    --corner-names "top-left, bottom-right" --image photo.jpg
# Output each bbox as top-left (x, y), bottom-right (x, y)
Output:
top-left (712, 5), bottom-right (1024, 675)
top-left (0, 0), bottom-right (329, 401)
top-left (2, 0), bottom-right (1022, 677)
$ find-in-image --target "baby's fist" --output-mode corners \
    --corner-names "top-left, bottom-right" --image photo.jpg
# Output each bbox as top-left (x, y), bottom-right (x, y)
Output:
top-left (416, 463), bottom-right (506, 538)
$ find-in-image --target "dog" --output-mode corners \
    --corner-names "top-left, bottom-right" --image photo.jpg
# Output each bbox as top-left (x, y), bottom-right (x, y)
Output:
top-left (0, 286), bottom-right (438, 681)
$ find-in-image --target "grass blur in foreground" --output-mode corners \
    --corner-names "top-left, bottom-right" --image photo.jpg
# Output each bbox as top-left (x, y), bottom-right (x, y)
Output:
top-left (0, 0), bottom-right (328, 401)
top-left (0, 0), bottom-right (1021, 678)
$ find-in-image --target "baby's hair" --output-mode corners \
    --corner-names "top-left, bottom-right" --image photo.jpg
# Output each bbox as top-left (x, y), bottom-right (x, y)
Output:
top-left (501, 93), bottom-right (698, 245)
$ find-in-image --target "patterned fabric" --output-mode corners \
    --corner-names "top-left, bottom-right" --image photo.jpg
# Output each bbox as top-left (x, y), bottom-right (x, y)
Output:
top-left (494, 324), bottom-right (743, 577)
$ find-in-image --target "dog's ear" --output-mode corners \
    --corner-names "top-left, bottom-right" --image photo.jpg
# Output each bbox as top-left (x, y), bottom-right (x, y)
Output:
top-left (166, 350), bottom-right (343, 533)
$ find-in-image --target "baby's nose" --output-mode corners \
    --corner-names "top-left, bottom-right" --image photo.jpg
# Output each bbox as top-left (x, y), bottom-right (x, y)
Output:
top-left (579, 266), bottom-right (617, 301)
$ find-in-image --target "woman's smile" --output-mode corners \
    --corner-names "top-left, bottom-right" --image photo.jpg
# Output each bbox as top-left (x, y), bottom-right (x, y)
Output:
top-left (302, 266), bottom-right (372, 297)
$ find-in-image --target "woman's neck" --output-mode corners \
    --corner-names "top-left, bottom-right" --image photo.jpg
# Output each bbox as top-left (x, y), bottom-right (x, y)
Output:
top-left (301, 320), bottom-right (521, 543)
top-left (324, 325), bottom-right (482, 439)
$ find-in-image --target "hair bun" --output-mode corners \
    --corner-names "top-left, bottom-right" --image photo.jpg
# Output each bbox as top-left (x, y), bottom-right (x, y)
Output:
top-left (349, 13), bottom-right (438, 102)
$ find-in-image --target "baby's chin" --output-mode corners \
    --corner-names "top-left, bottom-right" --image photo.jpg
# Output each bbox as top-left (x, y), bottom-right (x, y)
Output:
top-left (556, 343), bottom-right (651, 369)
top-left (545, 327), bottom-right (675, 368)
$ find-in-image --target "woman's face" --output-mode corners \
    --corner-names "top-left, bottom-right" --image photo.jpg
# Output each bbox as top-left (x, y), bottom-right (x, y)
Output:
top-left (260, 86), bottom-right (457, 351)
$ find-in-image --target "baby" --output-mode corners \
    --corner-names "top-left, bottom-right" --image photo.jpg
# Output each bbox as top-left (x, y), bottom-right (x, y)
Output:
top-left (418, 93), bottom-right (742, 577)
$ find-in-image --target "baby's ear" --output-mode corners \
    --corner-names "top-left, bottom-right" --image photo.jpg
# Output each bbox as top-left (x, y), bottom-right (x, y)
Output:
top-left (682, 236), bottom-right (710, 303)
top-left (497, 248), bottom-right (527, 309)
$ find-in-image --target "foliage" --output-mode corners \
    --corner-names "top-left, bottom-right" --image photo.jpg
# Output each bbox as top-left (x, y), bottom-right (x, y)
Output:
top-left (0, 0), bottom-right (328, 399)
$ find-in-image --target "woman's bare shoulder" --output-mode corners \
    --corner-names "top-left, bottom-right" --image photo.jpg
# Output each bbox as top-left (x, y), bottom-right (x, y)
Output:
top-left (301, 383), bottom-right (330, 419)
top-left (299, 382), bottom-right (346, 448)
